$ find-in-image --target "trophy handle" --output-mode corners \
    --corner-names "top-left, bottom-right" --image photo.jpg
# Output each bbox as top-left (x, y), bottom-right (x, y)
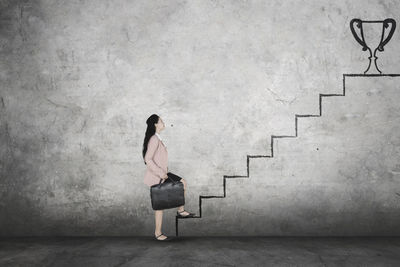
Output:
top-left (378, 18), bottom-right (396, 52)
top-left (350, 18), bottom-right (368, 51)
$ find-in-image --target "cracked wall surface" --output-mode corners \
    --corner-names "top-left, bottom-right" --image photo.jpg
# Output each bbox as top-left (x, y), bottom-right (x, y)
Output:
top-left (0, 0), bottom-right (400, 235)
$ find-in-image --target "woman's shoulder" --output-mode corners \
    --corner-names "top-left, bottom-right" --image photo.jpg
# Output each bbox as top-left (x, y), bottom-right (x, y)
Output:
top-left (149, 134), bottom-right (160, 144)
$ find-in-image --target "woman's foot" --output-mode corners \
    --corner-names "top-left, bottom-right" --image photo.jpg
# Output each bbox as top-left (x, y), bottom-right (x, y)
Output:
top-left (155, 232), bottom-right (168, 241)
top-left (177, 209), bottom-right (195, 217)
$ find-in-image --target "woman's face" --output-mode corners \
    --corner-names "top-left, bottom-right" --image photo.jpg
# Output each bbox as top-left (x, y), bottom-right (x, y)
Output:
top-left (156, 117), bottom-right (165, 131)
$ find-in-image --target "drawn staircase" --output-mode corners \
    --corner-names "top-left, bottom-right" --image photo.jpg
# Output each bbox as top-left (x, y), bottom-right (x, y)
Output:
top-left (175, 73), bottom-right (400, 236)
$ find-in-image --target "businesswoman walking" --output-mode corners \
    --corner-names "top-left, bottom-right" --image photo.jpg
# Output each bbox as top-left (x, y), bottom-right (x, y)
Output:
top-left (142, 114), bottom-right (195, 241)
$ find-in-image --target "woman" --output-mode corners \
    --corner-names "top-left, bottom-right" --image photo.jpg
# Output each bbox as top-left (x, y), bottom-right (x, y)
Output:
top-left (142, 114), bottom-right (195, 241)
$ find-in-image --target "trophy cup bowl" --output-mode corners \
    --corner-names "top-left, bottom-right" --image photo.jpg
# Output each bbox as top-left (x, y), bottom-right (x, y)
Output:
top-left (350, 18), bottom-right (396, 74)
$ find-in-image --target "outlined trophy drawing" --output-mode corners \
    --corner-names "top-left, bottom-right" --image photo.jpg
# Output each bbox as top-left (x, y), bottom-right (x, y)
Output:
top-left (350, 18), bottom-right (396, 74)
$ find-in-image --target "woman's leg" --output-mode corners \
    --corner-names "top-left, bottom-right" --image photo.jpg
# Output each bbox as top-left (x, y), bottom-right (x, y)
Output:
top-left (177, 178), bottom-right (188, 213)
top-left (154, 210), bottom-right (167, 240)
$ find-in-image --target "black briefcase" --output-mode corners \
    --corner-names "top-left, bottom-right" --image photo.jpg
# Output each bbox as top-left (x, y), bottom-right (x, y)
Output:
top-left (150, 172), bottom-right (185, 210)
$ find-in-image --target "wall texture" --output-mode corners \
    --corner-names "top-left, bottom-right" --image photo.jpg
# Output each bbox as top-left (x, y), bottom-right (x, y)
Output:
top-left (0, 0), bottom-right (399, 236)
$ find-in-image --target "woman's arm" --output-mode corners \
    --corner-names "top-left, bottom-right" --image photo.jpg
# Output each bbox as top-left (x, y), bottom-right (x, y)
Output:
top-left (145, 137), bottom-right (167, 178)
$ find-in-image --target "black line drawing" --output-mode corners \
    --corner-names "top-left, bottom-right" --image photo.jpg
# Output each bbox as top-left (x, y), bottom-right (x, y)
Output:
top-left (174, 19), bottom-right (399, 237)
top-left (175, 74), bottom-right (400, 236)
top-left (350, 18), bottom-right (396, 74)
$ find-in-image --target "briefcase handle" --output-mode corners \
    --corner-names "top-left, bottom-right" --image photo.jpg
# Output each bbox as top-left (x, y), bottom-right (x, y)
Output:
top-left (157, 173), bottom-right (177, 186)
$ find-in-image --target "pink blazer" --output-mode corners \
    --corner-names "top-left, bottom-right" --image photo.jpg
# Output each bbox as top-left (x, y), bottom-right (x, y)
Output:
top-left (143, 134), bottom-right (168, 186)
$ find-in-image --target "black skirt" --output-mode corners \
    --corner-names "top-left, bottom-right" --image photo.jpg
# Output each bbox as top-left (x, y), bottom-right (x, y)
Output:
top-left (164, 172), bottom-right (182, 183)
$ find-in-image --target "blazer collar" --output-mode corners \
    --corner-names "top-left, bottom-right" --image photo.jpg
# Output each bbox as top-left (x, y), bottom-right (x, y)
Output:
top-left (155, 133), bottom-right (166, 147)
top-left (155, 133), bottom-right (162, 141)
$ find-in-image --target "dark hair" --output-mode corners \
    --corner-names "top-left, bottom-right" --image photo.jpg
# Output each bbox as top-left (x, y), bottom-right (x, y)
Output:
top-left (142, 114), bottom-right (159, 164)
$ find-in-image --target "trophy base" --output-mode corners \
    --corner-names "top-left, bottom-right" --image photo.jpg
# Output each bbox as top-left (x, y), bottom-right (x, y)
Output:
top-left (364, 57), bottom-right (382, 75)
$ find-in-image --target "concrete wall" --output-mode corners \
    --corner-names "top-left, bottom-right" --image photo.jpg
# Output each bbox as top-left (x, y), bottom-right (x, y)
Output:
top-left (0, 0), bottom-right (399, 236)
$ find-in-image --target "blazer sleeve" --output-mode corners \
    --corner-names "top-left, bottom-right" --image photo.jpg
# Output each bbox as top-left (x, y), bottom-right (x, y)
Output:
top-left (145, 137), bottom-right (167, 178)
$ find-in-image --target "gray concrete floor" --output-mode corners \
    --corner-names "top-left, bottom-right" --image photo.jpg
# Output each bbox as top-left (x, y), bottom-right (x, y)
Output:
top-left (0, 237), bottom-right (399, 266)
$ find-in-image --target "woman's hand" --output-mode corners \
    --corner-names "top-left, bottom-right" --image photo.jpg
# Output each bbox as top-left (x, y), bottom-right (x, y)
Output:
top-left (162, 173), bottom-right (168, 179)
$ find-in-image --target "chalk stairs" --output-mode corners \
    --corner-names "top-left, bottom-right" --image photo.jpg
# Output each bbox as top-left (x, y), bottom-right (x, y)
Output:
top-left (175, 74), bottom-right (400, 236)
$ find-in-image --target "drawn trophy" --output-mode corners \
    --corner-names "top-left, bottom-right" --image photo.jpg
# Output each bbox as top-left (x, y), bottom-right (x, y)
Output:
top-left (350, 18), bottom-right (396, 74)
